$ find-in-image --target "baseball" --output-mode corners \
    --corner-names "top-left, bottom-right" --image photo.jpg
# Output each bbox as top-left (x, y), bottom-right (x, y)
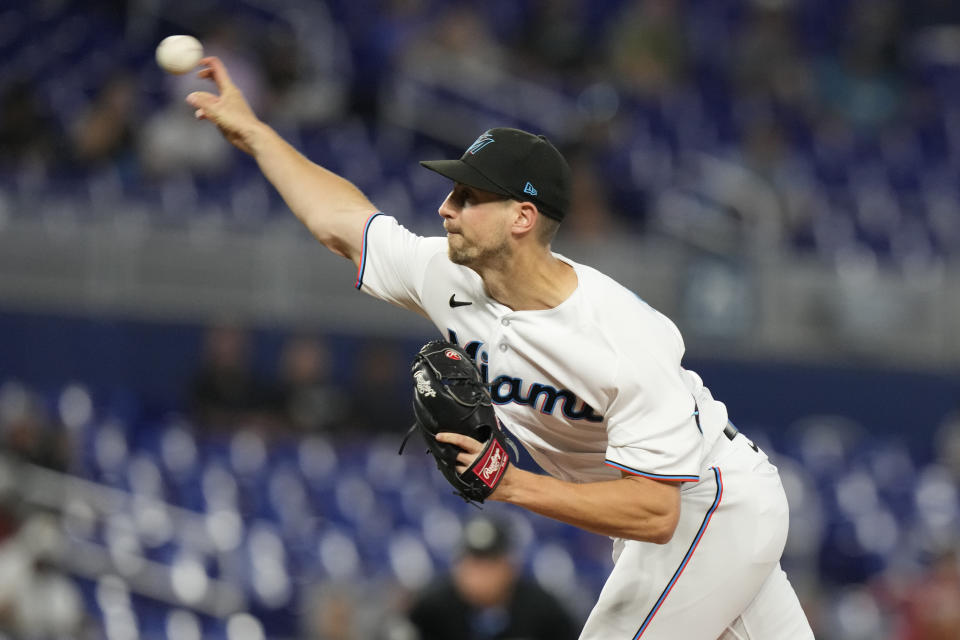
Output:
top-left (155, 35), bottom-right (204, 75)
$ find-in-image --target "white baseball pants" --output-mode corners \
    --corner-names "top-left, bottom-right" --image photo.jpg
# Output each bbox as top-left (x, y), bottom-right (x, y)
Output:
top-left (579, 432), bottom-right (814, 640)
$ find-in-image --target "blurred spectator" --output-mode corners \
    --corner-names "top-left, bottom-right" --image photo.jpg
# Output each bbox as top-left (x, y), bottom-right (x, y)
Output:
top-left (305, 584), bottom-right (362, 639)
top-left (138, 104), bottom-right (233, 180)
top-left (69, 72), bottom-right (139, 176)
top-left (0, 80), bottom-right (63, 172)
top-left (406, 516), bottom-right (578, 640)
top-left (299, 581), bottom-right (410, 640)
top-left (258, 13), bottom-right (349, 127)
top-left (715, 115), bottom-right (793, 253)
top-left (346, 340), bottom-right (412, 435)
top-left (731, 2), bottom-right (815, 111)
top-left (186, 324), bottom-right (274, 432)
top-left (513, 0), bottom-right (592, 76)
top-left (606, 0), bottom-right (687, 97)
top-left (271, 334), bottom-right (350, 435)
top-left (934, 411), bottom-right (960, 480)
top-left (344, 0), bottom-right (431, 121)
top-left (0, 513), bottom-right (86, 638)
top-left (814, 0), bottom-right (905, 130)
top-left (0, 382), bottom-right (70, 472)
top-left (563, 151), bottom-right (617, 240)
top-left (894, 549), bottom-right (960, 640)
top-left (198, 20), bottom-right (267, 115)
top-left (259, 23), bottom-right (303, 111)
top-left (399, 4), bottom-right (507, 82)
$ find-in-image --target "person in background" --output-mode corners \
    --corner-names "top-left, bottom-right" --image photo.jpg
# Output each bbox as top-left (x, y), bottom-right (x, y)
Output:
top-left (893, 548), bottom-right (960, 640)
top-left (407, 516), bottom-right (578, 640)
top-left (0, 514), bottom-right (88, 638)
top-left (346, 340), bottom-right (412, 435)
top-left (271, 334), bottom-right (350, 435)
top-left (187, 323), bottom-right (273, 433)
top-left (0, 79), bottom-right (64, 172)
top-left (0, 382), bottom-right (70, 473)
top-left (69, 72), bottom-right (139, 174)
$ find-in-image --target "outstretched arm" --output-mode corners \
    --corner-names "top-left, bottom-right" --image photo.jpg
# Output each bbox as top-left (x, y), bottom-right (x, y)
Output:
top-left (187, 57), bottom-right (376, 265)
top-left (436, 432), bottom-right (681, 543)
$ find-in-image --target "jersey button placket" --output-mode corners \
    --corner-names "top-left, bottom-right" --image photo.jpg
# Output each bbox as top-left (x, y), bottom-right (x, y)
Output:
top-left (497, 316), bottom-right (511, 353)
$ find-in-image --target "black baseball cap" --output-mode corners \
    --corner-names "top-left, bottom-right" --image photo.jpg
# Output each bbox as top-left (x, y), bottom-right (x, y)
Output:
top-left (420, 127), bottom-right (571, 221)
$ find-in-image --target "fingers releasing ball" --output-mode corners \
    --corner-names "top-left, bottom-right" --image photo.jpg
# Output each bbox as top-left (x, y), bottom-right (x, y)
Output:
top-left (156, 35), bottom-right (204, 75)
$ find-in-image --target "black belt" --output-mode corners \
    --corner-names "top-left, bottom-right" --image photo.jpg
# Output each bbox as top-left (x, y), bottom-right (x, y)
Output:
top-left (724, 421), bottom-right (759, 452)
top-left (723, 422), bottom-right (739, 441)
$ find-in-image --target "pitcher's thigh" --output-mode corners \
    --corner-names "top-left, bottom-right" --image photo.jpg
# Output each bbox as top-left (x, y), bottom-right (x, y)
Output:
top-left (720, 565), bottom-right (814, 640)
top-left (580, 467), bottom-right (785, 639)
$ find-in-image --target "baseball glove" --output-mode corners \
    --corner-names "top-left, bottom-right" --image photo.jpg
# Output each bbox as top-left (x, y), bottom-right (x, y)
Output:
top-left (401, 340), bottom-right (512, 504)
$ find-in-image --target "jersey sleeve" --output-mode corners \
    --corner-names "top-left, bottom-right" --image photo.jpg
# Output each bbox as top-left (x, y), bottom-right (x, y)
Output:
top-left (354, 213), bottom-right (447, 315)
top-left (603, 327), bottom-right (705, 483)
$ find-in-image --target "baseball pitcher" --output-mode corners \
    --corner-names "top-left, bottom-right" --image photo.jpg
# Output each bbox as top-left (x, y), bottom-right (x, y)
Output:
top-left (188, 57), bottom-right (814, 639)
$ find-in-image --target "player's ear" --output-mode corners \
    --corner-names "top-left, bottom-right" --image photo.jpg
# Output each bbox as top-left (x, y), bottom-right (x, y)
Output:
top-left (511, 201), bottom-right (538, 236)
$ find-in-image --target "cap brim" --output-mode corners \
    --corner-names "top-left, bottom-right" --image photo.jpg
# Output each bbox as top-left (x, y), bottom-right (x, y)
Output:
top-left (419, 159), bottom-right (512, 197)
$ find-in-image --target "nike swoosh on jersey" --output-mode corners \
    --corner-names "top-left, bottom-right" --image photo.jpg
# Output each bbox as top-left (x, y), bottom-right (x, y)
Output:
top-left (449, 294), bottom-right (473, 308)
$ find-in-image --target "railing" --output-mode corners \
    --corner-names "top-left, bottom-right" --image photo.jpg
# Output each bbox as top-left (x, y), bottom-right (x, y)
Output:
top-left (0, 213), bottom-right (957, 369)
top-left (0, 453), bottom-right (245, 618)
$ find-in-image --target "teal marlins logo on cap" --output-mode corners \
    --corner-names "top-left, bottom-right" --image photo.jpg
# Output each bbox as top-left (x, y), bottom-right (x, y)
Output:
top-left (466, 132), bottom-right (495, 155)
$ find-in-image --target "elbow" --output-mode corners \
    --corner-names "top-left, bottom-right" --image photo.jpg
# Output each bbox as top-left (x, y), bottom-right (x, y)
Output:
top-left (636, 501), bottom-right (681, 545)
top-left (647, 514), bottom-right (679, 545)
top-left (619, 511), bottom-right (679, 544)
top-left (308, 224), bottom-right (351, 260)
top-left (620, 476), bottom-right (682, 544)
top-left (323, 234), bottom-right (351, 260)
top-left (307, 224), bottom-right (338, 251)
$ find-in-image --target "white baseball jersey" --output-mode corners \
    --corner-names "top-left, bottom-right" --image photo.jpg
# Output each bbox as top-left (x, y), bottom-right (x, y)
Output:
top-left (357, 214), bottom-right (730, 485)
top-left (355, 213), bottom-right (813, 639)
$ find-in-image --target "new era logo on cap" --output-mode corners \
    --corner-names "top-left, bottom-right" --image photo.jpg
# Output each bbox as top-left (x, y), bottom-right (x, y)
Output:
top-left (523, 181), bottom-right (538, 196)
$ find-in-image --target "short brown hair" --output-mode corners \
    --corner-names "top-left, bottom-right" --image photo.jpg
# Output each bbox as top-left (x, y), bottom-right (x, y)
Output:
top-left (535, 212), bottom-right (561, 246)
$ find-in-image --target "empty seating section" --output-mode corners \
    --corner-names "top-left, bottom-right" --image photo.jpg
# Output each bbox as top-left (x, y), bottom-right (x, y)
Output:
top-left (0, 378), bottom-right (954, 638)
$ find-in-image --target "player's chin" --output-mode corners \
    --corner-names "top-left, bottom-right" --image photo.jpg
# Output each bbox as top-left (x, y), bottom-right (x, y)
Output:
top-left (446, 236), bottom-right (469, 264)
top-left (448, 247), bottom-right (469, 265)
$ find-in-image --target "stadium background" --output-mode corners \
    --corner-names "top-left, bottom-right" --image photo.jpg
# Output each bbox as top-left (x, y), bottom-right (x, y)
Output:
top-left (1, 0), bottom-right (959, 638)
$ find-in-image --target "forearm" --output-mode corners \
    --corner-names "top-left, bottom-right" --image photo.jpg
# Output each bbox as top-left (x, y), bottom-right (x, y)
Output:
top-left (491, 467), bottom-right (680, 543)
top-left (247, 123), bottom-right (376, 262)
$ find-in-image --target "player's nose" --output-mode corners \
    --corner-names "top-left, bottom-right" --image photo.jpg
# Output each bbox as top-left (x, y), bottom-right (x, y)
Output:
top-left (438, 191), bottom-right (457, 219)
